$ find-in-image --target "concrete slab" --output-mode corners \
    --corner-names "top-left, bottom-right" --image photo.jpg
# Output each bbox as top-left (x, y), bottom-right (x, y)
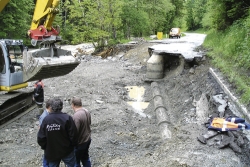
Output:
top-left (148, 33), bottom-right (206, 60)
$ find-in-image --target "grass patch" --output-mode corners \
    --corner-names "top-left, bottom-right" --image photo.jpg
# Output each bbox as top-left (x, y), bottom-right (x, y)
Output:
top-left (119, 39), bottom-right (131, 44)
top-left (203, 19), bottom-right (250, 105)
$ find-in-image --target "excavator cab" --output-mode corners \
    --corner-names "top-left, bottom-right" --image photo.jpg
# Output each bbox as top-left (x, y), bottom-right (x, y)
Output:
top-left (0, 39), bottom-right (80, 92)
top-left (0, 40), bottom-right (25, 91)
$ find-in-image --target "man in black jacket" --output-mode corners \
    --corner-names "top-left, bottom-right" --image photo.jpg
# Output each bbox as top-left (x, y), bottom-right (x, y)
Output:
top-left (37, 98), bottom-right (78, 167)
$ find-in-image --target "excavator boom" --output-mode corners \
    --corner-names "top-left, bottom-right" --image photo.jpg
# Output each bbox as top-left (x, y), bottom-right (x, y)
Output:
top-left (28, 0), bottom-right (61, 46)
top-left (0, 0), bottom-right (9, 13)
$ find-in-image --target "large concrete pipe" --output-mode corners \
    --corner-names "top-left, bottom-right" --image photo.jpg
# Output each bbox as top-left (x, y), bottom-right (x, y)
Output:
top-left (146, 51), bottom-right (164, 79)
top-left (151, 82), bottom-right (172, 139)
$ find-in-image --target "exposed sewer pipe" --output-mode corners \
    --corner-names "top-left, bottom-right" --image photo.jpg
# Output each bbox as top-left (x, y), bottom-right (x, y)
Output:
top-left (151, 82), bottom-right (172, 139)
top-left (146, 51), bottom-right (164, 79)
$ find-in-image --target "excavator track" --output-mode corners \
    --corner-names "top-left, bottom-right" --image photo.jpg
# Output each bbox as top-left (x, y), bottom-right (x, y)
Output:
top-left (0, 90), bottom-right (34, 125)
top-left (0, 104), bottom-right (36, 129)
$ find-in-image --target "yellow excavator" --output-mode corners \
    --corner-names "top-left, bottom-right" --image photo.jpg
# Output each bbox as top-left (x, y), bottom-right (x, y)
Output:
top-left (0, 0), bottom-right (80, 123)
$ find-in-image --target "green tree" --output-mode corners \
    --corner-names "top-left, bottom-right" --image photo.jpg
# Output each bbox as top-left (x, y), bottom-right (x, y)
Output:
top-left (63, 0), bottom-right (93, 44)
top-left (203, 0), bottom-right (228, 30)
top-left (170, 0), bottom-right (185, 27)
top-left (224, 0), bottom-right (250, 25)
top-left (65, 0), bottom-right (123, 46)
top-left (185, 0), bottom-right (207, 30)
top-left (202, 0), bottom-right (250, 30)
top-left (145, 0), bottom-right (178, 34)
top-left (0, 0), bottom-right (34, 42)
top-left (61, 0), bottom-right (186, 43)
top-left (121, 0), bottom-right (150, 38)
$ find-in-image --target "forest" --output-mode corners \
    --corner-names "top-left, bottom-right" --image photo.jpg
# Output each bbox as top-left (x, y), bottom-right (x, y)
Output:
top-left (1, 0), bottom-right (250, 104)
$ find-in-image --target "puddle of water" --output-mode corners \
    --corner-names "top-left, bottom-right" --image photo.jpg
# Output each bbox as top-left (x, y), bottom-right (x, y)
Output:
top-left (127, 102), bottom-right (150, 110)
top-left (126, 86), bottom-right (145, 100)
top-left (125, 86), bottom-right (150, 117)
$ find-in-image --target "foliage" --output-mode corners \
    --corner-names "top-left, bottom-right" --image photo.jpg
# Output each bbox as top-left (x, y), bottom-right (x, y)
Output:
top-left (162, 0), bottom-right (177, 33)
top-left (165, 0), bottom-right (185, 33)
top-left (65, 0), bottom-right (124, 48)
top-left (120, 1), bottom-right (150, 38)
top-left (0, 0), bottom-right (34, 45)
top-left (203, 10), bottom-right (250, 104)
top-left (185, 0), bottom-right (207, 30)
top-left (0, 0), bottom-right (187, 46)
top-left (186, 28), bottom-right (207, 34)
top-left (202, 0), bottom-right (250, 31)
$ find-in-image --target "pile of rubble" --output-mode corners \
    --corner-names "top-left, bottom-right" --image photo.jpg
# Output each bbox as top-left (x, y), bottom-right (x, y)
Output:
top-left (197, 93), bottom-right (250, 155)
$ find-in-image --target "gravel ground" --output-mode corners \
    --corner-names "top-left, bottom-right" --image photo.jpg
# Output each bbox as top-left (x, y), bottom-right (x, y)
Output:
top-left (0, 33), bottom-right (250, 167)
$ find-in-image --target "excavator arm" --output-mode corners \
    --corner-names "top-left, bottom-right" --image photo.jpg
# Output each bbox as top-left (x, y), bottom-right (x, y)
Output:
top-left (30, 0), bottom-right (59, 31)
top-left (0, 0), bottom-right (9, 13)
top-left (28, 0), bottom-right (61, 46)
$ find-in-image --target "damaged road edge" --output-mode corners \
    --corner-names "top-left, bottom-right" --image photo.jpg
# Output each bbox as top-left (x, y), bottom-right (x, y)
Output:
top-left (209, 68), bottom-right (250, 123)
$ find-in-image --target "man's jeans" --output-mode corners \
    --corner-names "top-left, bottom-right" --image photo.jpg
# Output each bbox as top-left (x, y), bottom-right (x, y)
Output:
top-left (42, 154), bottom-right (48, 167)
top-left (36, 103), bottom-right (44, 115)
top-left (47, 150), bottom-right (76, 167)
top-left (74, 139), bottom-right (91, 167)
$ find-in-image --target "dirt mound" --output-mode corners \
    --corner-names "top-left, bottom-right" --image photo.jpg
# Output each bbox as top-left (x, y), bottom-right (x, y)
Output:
top-left (124, 42), bottom-right (155, 65)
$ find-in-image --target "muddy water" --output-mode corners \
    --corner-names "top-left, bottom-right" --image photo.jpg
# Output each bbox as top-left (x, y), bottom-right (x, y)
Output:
top-left (125, 86), bottom-right (150, 117)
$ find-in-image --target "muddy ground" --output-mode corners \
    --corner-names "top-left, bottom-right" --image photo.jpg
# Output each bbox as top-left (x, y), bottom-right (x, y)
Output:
top-left (0, 33), bottom-right (250, 167)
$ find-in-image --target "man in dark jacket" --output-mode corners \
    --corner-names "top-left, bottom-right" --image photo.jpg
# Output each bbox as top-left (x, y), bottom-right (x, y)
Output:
top-left (33, 79), bottom-right (44, 117)
top-left (37, 98), bottom-right (78, 167)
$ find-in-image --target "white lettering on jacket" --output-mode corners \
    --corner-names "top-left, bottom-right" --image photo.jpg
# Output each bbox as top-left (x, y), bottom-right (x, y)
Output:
top-left (46, 124), bottom-right (61, 131)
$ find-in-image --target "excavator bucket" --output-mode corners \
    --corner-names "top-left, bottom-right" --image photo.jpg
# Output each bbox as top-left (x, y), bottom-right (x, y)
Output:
top-left (22, 47), bottom-right (80, 82)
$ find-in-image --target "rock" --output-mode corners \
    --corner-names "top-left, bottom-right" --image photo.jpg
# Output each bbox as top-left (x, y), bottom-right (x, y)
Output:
top-left (96, 100), bottom-right (104, 104)
top-left (116, 54), bottom-right (124, 60)
top-left (150, 35), bottom-right (157, 39)
top-left (197, 135), bottom-right (207, 144)
top-left (213, 94), bottom-right (227, 117)
top-left (195, 93), bottom-right (210, 124)
top-left (218, 135), bottom-right (233, 148)
top-left (189, 68), bottom-right (195, 74)
top-left (229, 142), bottom-right (242, 153)
top-left (236, 136), bottom-right (245, 147)
top-left (128, 41), bottom-right (138, 44)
